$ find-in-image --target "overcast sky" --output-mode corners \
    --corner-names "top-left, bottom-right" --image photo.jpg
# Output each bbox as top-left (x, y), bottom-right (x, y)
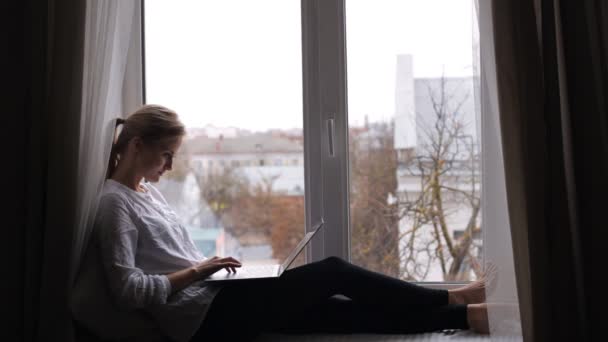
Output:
top-left (145, 0), bottom-right (475, 131)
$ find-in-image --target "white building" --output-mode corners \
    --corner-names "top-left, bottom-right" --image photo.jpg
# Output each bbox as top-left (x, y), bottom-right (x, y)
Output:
top-left (394, 54), bottom-right (479, 156)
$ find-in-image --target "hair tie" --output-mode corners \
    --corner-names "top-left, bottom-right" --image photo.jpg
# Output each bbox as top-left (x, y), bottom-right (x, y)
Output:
top-left (116, 118), bottom-right (126, 127)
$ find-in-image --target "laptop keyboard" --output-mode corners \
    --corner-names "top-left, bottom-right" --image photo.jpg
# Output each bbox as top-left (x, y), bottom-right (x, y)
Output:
top-left (238, 264), bottom-right (278, 277)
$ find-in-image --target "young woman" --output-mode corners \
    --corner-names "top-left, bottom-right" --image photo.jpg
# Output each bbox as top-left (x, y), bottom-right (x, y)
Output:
top-left (98, 104), bottom-right (491, 342)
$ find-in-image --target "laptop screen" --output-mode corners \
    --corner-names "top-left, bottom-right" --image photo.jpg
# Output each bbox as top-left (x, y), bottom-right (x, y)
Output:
top-left (279, 220), bottom-right (324, 273)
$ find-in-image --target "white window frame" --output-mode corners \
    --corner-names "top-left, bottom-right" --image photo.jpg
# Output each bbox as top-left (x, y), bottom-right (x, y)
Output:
top-left (302, 0), bottom-right (350, 263)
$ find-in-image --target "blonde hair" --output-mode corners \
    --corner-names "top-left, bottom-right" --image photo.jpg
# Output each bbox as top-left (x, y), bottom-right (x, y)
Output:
top-left (107, 104), bottom-right (186, 179)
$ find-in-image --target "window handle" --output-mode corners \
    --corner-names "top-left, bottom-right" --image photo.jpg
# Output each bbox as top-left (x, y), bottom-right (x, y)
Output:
top-left (326, 116), bottom-right (335, 157)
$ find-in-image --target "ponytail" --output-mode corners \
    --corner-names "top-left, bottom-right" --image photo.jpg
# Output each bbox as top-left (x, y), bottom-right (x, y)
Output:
top-left (106, 118), bottom-right (125, 179)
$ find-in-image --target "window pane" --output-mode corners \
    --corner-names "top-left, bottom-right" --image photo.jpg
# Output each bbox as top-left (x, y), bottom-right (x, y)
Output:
top-left (346, 0), bottom-right (482, 281)
top-left (144, 0), bottom-right (306, 266)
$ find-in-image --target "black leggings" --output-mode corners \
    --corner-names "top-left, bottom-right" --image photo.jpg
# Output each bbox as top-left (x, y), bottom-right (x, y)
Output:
top-left (192, 256), bottom-right (468, 341)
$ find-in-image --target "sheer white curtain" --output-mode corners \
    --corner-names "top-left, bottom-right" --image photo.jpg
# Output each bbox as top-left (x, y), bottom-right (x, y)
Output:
top-left (69, 1), bottom-right (150, 340)
top-left (71, 0), bottom-right (143, 283)
top-left (476, 0), bottom-right (523, 339)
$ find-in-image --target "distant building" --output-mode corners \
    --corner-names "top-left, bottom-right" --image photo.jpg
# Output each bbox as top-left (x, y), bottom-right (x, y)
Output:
top-left (184, 132), bottom-right (305, 195)
top-left (394, 54), bottom-right (479, 163)
top-left (394, 54), bottom-right (416, 151)
top-left (187, 124), bottom-right (249, 139)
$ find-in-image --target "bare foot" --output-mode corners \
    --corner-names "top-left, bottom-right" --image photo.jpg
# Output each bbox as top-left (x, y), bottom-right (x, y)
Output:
top-left (467, 303), bottom-right (490, 334)
top-left (449, 262), bottom-right (498, 305)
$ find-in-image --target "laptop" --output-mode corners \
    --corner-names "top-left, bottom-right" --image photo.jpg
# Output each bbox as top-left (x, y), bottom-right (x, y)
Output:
top-left (205, 219), bottom-right (324, 282)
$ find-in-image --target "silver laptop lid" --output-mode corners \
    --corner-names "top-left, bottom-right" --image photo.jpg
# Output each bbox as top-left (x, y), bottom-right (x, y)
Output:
top-left (279, 219), bottom-right (324, 274)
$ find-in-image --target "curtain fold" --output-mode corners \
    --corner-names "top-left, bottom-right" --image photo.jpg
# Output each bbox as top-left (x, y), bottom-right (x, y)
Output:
top-left (36, 1), bottom-right (143, 341)
top-left (7, 0), bottom-right (51, 340)
top-left (71, 0), bottom-right (143, 286)
top-left (36, 0), bottom-right (87, 340)
top-left (551, 1), bottom-right (608, 340)
top-left (491, 0), bottom-right (556, 340)
top-left (475, 0), bottom-right (523, 339)
top-left (492, 0), bottom-right (608, 341)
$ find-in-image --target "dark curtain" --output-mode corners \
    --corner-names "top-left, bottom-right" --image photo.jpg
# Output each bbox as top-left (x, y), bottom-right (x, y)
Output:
top-left (493, 0), bottom-right (608, 341)
top-left (6, 0), bottom-right (86, 341)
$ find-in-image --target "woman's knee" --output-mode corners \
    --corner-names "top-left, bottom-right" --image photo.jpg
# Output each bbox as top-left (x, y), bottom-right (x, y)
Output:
top-left (321, 256), bottom-right (348, 269)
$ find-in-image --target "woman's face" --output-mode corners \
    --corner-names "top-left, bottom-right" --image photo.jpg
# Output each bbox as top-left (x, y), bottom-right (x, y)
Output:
top-left (137, 135), bottom-right (183, 183)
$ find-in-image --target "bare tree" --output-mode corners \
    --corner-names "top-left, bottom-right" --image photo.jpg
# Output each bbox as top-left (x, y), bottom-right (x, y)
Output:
top-left (193, 166), bottom-right (249, 222)
top-left (227, 175), bottom-right (277, 240)
top-left (191, 166), bottom-right (306, 264)
top-left (348, 76), bottom-right (481, 282)
top-left (349, 122), bottom-right (401, 277)
top-left (398, 75), bottom-right (481, 281)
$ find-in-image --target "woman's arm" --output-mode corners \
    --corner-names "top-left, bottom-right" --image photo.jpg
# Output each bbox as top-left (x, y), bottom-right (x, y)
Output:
top-left (97, 194), bottom-right (172, 309)
top-left (166, 256), bottom-right (242, 293)
top-left (98, 194), bottom-right (242, 306)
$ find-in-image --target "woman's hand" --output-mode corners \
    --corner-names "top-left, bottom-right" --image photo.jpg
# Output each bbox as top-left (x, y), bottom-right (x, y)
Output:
top-left (167, 256), bottom-right (242, 293)
top-left (194, 256), bottom-right (242, 280)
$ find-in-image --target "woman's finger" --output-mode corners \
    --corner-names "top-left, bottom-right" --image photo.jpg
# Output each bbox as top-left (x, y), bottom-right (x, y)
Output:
top-left (218, 261), bottom-right (241, 271)
top-left (222, 260), bottom-right (242, 267)
top-left (222, 256), bottom-right (242, 265)
top-left (221, 256), bottom-right (240, 264)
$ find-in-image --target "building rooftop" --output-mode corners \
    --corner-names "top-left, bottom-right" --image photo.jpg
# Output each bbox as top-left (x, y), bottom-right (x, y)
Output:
top-left (185, 133), bottom-right (303, 155)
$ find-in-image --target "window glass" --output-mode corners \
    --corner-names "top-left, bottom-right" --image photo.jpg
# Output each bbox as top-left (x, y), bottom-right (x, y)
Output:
top-left (346, 0), bottom-right (482, 281)
top-left (145, 0), bottom-right (306, 266)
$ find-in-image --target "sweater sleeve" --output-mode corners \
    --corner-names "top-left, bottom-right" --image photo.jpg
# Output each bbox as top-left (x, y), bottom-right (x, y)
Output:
top-left (96, 193), bottom-right (172, 310)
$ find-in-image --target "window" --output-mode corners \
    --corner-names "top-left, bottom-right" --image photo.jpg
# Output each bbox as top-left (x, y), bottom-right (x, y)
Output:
top-left (144, 0), bottom-right (482, 282)
top-left (144, 0), bottom-right (306, 266)
top-left (344, 0), bottom-right (481, 282)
